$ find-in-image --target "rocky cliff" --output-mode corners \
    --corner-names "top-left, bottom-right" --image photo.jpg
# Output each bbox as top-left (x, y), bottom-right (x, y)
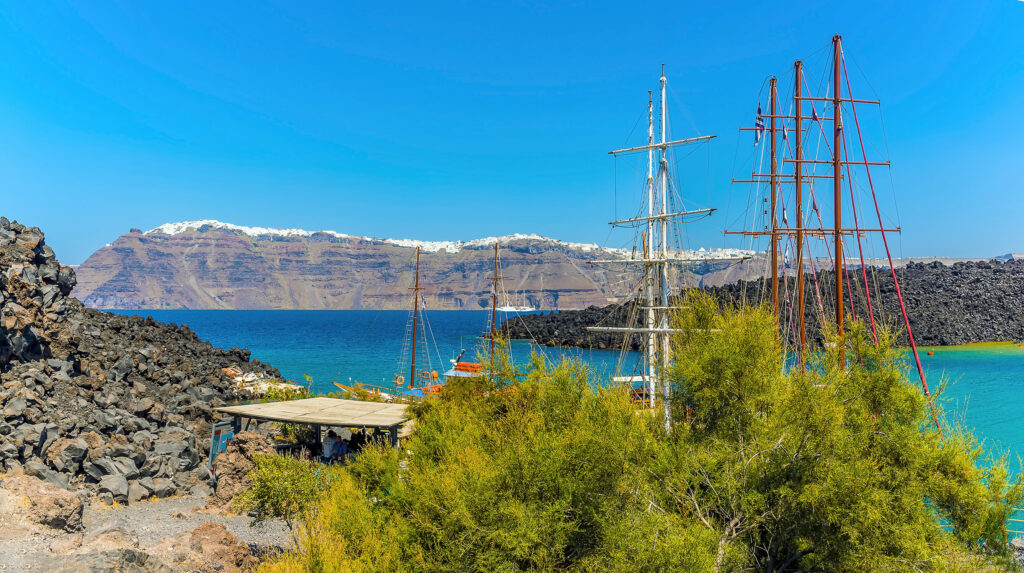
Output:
top-left (0, 218), bottom-right (278, 503)
top-left (503, 260), bottom-right (1024, 348)
top-left (72, 220), bottom-right (752, 310)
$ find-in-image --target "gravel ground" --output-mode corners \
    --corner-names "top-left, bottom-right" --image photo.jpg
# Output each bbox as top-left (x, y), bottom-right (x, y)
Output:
top-left (82, 495), bottom-right (291, 549)
top-left (0, 495), bottom-right (292, 571)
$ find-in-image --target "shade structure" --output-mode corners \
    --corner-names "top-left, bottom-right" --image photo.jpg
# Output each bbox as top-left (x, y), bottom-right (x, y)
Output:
top-left (214, 397), bottom-right (410, 429)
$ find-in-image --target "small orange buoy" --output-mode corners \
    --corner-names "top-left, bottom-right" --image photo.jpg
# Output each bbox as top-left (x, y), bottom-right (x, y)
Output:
top-left (927, 351), bottom-right (934, 356)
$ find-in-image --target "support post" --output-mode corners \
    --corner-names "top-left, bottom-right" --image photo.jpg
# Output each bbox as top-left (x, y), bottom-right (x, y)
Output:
top-left (659, 65), bottom-right (671, 432)
top-left (490, 243), bottom-right (498, 382)
top-left (769, 77), bottom-right (779, 318)
top-left (794, 61), bottom-right (806, 368)
top-left (833, 35), bottom-right (845, 365)
top-left (646, 90), bottom-right (657, 409)
top-left (409, 247), bottom-right (421, 389)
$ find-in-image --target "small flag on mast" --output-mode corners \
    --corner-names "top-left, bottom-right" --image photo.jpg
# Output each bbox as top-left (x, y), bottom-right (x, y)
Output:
top-left (754, 104), bottom-right (765, 144)
top-left (782, 122), bottom-right (788, 142)
top-left (811, 107), bottom-right (819, 122)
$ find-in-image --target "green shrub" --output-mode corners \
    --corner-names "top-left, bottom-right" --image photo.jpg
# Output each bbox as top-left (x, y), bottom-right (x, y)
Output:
top-left (235, 454), bottom-right (338, 531)
top-left (665, 292), bottom-right (1023, 570)
top-left (258, 294), bottom-right (1023, 572)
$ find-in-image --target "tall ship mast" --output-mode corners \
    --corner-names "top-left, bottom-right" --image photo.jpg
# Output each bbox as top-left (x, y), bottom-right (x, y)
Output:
top-left (727, 35), bottom-right (942, 434)
top-left (588, 66), bottom-right (743, 429)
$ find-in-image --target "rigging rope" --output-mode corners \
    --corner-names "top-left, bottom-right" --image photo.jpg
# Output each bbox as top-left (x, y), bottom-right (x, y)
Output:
top-left (841, 50), bottom-right (943, 439)
top-left (841, 128), bottom-right (879, 343)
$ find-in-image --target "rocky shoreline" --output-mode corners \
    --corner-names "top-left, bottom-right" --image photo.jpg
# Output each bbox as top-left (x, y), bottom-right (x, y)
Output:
top-left (502, 259), bottom-right (1024, 349)
top-left (0, 217), bottom-right (279, 505)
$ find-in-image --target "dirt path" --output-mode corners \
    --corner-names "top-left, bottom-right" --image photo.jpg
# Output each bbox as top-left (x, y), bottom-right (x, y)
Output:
top-left (0, 495), bottom-right (291, 571)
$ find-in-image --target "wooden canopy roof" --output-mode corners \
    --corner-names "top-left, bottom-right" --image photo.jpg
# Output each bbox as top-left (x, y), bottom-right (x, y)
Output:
top-left (214, 397), bottom-right (410, 429)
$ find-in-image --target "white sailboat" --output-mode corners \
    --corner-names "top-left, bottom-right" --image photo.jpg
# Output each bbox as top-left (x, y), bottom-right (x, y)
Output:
top-left (496, 291), bottom-right (537, 313)
top-left (496, 304), bottom-right (537, 312)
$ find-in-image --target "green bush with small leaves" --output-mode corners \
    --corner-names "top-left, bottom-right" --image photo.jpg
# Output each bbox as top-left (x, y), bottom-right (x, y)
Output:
top-left (235, 454), bottom-right (339, 531)
top-left (257, 295), bottom-right (1023, 572)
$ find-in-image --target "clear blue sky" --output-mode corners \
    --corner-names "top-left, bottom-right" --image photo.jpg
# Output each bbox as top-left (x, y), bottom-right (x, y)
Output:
top-left (1, 1), bottom-right (1021, 264)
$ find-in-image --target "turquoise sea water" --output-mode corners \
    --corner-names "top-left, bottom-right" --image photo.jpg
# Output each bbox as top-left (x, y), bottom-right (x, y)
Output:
top-left (110, 310), bottom-right (1024, 464)
top-left (109, 309), bottom-right (636, 393)
top-left (916, 344), bottom-right (1024, 462)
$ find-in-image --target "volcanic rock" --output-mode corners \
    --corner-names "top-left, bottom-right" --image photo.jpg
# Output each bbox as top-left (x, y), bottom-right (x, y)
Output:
top-left (0, 474), bottom-right (84, 532)
top-left (37, 548), bottom-right (172, 573)
top-left (188, 520), bottom-right (260, 572)
top-left (99, 475), bottom-right (130, 502)
top-left (503, 260), bottom-right (1024, 349)
top-left (206, 431), bottom-right (273, 510)
top-left (0, 218), bottom-right (281, 504)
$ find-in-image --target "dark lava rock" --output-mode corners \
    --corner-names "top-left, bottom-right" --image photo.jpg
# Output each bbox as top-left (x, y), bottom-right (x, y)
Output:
top-left (502, 260), bottom-right (1024, 349)
top-left (98, 474), bottom-right (129, 502)
top-left (0, 218), bottom-right (281, 503)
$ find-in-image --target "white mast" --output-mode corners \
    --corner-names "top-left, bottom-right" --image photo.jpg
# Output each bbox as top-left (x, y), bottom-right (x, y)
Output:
top-left (587, 66), bottom-right (747, 431)
top-left (658, 65), bottom-right (672, 431)
top-left (645, 91), bottom-right (656, 409)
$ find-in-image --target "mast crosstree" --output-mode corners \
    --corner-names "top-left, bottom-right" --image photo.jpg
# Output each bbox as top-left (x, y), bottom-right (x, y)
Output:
top-left (588, 66), bottom-right (745, 430)
top-left (727, 35), bottom-right (943, 435)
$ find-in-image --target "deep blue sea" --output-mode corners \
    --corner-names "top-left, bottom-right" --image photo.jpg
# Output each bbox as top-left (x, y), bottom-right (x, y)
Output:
top-left (109, 310), bottom-right (1024, 464)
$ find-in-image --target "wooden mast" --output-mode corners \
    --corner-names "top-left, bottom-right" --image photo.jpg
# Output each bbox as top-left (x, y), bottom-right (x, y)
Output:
top-left (490, 242), bottom-right (498, 380)
top-left (833, 35), bottom-right (844, 365)
top-left (658, 64), bottom-right (672, 431)
top-left (769, 77), bottom-right (779, 317)
top-left (645, 90), bottom-right (657, 408)
top-left (794, 60), bottom-right (806, 367)
top-left (409, 247), bottom-right (421, 389)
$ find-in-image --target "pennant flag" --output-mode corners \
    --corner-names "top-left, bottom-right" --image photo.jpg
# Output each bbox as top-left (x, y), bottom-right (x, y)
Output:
top-left (811, 107), bottom-right (819, 122)
top-left (754, 104), bottom-right (765, 144)
top-left (782, 122), bottom-right (788, 141)
top-left (782, 208), bottom-right (789, 227)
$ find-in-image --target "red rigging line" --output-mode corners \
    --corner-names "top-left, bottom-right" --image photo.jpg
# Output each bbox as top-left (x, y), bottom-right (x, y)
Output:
top-left (775, 180), bottom-right (796, 349)
top-left (778, 104), bottom-right (836, 267)
top-left (843, 244), bottom-right (856, 322)
top-left (842, 126), bottom-right (879, 344)
top-left (782, 98), bottom-right (831, 337)
top-left (806, 236), bottom-right (826, 321)
top-left (728, 226), bottom-right (900, 237)
top-left (840, 50), bottom-right (943, 438)
top-left (778, 120), bottom-right (835, 339)
top-left (801, 72), bottom-right (862, 330)
top-left (781, 249), bottom-right (798, 348)
top-left (740, 39), bottom-right (940, 435)
top-left (802, 73), bottom-right (834, 158)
